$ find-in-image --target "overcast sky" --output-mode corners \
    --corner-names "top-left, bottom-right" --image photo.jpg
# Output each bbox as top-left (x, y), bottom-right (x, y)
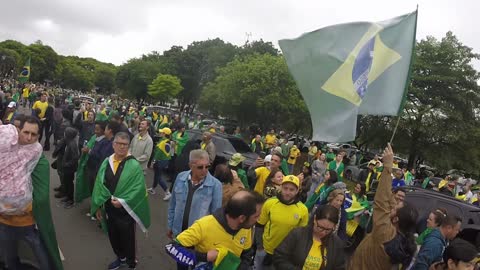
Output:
top-left (1, 0), bottom-right (478, 69)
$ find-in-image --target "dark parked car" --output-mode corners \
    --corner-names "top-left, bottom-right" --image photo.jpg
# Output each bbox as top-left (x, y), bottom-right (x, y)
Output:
top-left (404, 187), bottom-right (480, 247)
top-left (178, 129), bottom-right (258, 170)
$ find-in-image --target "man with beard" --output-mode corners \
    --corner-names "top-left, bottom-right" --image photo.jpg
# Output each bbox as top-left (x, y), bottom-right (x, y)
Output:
top-left (254, 175), bottom-right (309, 268)
top-left (0, 116), bottom-right (63, 269)
top-left (166, 190), bottom-right (265, 270)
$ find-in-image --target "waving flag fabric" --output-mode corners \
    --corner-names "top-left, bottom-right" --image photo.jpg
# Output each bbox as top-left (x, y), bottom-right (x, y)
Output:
top-left (279, 11), bottom-right (417, 142)
top-left (18, 57), bottom-right (31, 83)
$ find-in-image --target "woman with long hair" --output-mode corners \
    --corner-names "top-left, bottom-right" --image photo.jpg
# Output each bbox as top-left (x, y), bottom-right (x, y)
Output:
top-left (310, 153), bottom-right (328, 196)
top-left (263, 168), bottom-right (284, 199)
top-left (273, 205), bottom-right (346, 270)
top-left (299, 164), bottom-right (313, 203)
top-left (326, 189), bottom-right (347, 241)
top-left (214, 164), bottom-right (244, 207)
top-left (305, 170), bottom-right (338, 211)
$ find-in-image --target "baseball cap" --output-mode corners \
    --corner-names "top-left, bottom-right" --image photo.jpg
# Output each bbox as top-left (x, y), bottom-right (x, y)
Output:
top-left (264, 155), bottom-right (272, 163)
top-left (159, 127), bottom-right (172, 135)
top-left (7, 101), bottom-right (16, 108)
top-left (282, 175), bottom-right (300, 188)
top-left (229, 153), bottom-right (246, 166)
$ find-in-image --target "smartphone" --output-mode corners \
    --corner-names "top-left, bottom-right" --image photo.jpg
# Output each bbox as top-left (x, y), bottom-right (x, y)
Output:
top-left (259, 151), bottom-right (267, 159)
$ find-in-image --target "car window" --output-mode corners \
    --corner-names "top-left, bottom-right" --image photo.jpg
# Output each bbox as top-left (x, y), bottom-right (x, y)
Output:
top-left (435, 200), bottom-right (465, 223)
top-left (187, 131), bottom-right (202, 142)
top-left (211, 137), bottom-right (235, 153)
top-left (227, 137), bottom-right (251, 153)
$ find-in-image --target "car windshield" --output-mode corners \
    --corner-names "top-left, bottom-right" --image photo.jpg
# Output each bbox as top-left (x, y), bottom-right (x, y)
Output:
top-left (227, 137), bottom-right (251, 153)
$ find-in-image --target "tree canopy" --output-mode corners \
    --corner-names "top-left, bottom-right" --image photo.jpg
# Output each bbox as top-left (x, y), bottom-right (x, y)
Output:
top-left (199, 53), bottom-right (311, 133)
top-left (0, 33), bottom-right (479, 175)
top-left (355, 32), bottom-right (480, 175)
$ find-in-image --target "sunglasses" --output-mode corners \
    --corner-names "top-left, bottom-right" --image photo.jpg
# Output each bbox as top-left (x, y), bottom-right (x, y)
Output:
top-left (195, 165), bottom-right (211, 170)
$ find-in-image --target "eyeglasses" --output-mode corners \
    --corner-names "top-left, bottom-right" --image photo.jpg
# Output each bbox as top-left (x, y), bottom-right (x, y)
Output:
top-left (114, 142), bottom-right (129, 148)
top-left (315, 221), bottom-right (334, 233)
top-left (195, 165), bottom-right (211, 170)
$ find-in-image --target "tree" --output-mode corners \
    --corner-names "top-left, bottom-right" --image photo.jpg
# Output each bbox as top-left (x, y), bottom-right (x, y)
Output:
top-left (56, 58), bottom-right (94, 91)
top-left (27, 42), bottom-right (59, 82)
top-left (0, 48), bottom-right (20, 77)
top-left (356, 32), bottom-right (480, 175)
top-left (116, 58), bottom-right (165, 101)
top-left (240, 39), bottom-right (279, 57)
top-left (200, 54), bottom-right (311, 133)
top-left (147, 74), bottom-right (183, 103)
top-left (94, 66), bottom-right (116, 93)
top-left (162, 39), bottom-right (240, 113)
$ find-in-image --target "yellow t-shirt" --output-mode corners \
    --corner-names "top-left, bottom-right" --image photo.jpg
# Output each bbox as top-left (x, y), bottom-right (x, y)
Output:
top-left (288, 147), bottom-right (301, 165)
top-left (253, 167), bottom-right (271, 195)
top-left (258, 197), bottom-right (309, 254)
top-left (176, 215), bottom-right (252, 257)
top-left (265, 134), bottom-right (276, 145)
top-left (303, 238), bottom-right (327, 270)
top-left (22, 88), bottom-right (29, 98)
top-left (32, 100), bottom-right (48, 118)
top-left (0, 202), bottom-right (35, 227)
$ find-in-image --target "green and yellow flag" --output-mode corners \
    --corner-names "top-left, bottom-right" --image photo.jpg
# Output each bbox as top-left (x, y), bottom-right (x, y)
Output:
top-left (18, 57), bottom-right (31, 83)
top-left (279, 11), bottom-right (417, 142)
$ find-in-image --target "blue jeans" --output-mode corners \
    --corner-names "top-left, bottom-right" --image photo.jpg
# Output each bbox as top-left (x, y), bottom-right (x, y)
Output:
top-left (0, 223), bottom-right (51, 270)
top-left (152, 160), bottom-right (169, 191)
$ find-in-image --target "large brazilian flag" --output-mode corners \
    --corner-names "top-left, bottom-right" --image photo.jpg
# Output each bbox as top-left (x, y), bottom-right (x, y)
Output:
top-left (279, 11), bottom-right (417, 142)
top-left (18, 57), bottom-right (31, 83)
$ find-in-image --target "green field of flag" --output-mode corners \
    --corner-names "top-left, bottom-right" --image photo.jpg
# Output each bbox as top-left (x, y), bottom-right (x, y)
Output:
top-left (18, 57), bottom-right (31, 83)
top-left (279, 11), bottom-right (417, 142)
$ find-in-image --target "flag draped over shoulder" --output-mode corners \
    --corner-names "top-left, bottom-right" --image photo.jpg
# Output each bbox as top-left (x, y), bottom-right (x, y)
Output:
top-left (18, 57), bottom-right (31, 83)
top-left (90, 155), bottom-right (150, 233)
top-left (279, 11), bottom-right (417, 142)
top-left (31, 155), bottom-right (64, 270)
top-left (74, 135), bottom-right (96, 203)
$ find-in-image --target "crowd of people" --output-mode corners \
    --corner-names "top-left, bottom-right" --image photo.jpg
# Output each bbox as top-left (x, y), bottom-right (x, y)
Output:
top-left (0, 79), bottom-right (479, 270)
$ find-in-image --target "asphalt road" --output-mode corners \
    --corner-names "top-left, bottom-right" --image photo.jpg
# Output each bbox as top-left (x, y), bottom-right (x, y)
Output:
top-left (44, 149), bottom-right (176, 270)
top-left (11, 106), bottom-right (175, 269)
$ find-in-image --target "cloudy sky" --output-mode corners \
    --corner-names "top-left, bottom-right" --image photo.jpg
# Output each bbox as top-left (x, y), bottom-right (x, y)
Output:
top-left (1, 0), bottom-right (478, 69)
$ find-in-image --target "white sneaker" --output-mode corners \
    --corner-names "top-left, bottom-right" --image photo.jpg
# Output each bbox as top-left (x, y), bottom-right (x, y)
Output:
top-left (86, 213), bottom-right (91, 217)
top-left (163, 192), bottom-right (172, 201)
top-left (147, 188), bottom-right (155, 195)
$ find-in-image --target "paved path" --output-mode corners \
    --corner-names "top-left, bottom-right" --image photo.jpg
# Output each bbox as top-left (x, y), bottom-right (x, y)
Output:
top-left (44, 144), bottom-right (176, 270)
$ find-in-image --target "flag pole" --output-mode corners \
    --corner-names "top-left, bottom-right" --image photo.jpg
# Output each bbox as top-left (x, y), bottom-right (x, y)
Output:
top-left (389, 116), bottom-right (401, 144)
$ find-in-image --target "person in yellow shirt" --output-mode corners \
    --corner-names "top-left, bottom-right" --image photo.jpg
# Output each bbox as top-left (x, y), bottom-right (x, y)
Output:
top-left (307, 142), bottom-right (318, 164)
top-left (249, 152), bottom-right (283, 195)
top-left (264, 129), bottom-right (277, 150)
top-left (32, 92), bottom-right (49, 143)
top-left (22, 86), bottom-right (30, 108)
top-left (167, 190), bottom-right (265, 269)
top-left (255, 175), bottom-right (309, 268)
top-left (32, 92), bottom-right (49, 119)
top-left (273, 205), bottom-right (346, 269)
top-left (287, 145), bottom-right (301, 174)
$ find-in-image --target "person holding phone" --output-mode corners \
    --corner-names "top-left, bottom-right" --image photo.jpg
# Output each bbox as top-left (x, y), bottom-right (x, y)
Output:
top-left (249, 152), bottom-right (283, 196)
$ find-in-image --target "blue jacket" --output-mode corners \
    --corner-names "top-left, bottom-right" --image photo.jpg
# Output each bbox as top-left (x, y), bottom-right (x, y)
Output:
top-left (412, 228), bottom-right (446, 270)
top-left (87, 137), bottom-right (113, 172)
top-left (167, 170), bottom-right (223, 236)
top-left (392, 178), bottom-right (406, 188)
